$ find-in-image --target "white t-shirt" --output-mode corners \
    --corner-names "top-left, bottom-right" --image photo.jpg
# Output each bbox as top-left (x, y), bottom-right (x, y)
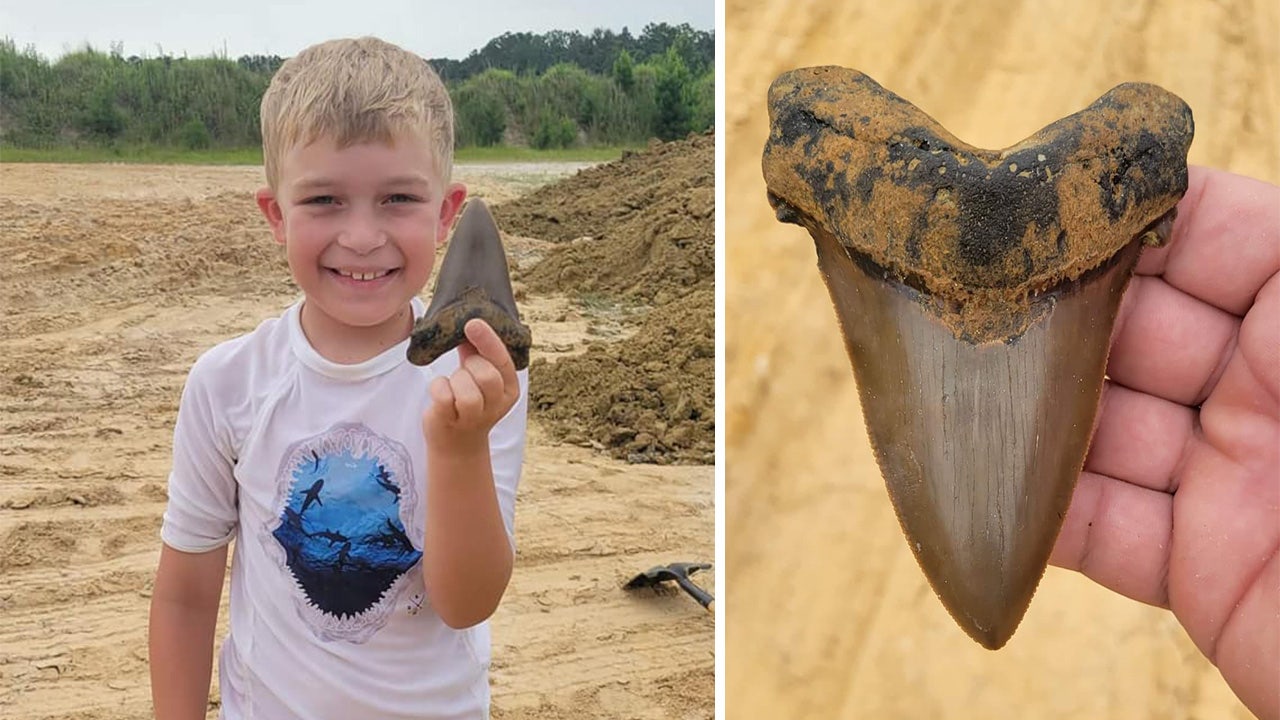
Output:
top-left (160, 297), bottom-right (528, 720)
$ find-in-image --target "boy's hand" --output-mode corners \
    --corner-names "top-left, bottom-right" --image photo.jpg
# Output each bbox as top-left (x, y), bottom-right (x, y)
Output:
top-left (423, 318), bottom-right (520, 453)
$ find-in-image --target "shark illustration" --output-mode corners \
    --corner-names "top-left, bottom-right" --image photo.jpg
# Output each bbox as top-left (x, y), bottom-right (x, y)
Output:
top-left (374, 465), bottom-right (400, 499)
top-left (283, 506), bottom-right (306, 531)
top-left (382, 518), bottom-right (417, 554)
top-left (308, 528), bottom-right (349, 545)
top-left (300, 478), bottom-right (325, 514)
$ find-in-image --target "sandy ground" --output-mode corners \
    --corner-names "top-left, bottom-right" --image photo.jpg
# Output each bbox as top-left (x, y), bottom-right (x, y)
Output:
top-left (0, 161), bottom-right (713, 719)
top-left (726, 1), bottom-right (1276, 718)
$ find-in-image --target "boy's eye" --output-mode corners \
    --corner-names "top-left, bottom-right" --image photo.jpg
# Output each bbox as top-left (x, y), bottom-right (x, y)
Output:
top-left (387, 193), bottom-right (420, 203)
top-left (303, 196), bottom-right (336, 205)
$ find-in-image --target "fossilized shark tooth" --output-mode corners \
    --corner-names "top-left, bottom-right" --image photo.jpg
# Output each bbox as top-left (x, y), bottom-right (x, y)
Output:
top-left (762, 67), bottom-right (1193, 649)
top-left (408, 198), bottom-right (532, 370)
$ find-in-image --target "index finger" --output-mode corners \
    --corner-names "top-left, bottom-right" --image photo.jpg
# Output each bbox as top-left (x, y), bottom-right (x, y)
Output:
top-left (462, 318), bottom-right (517, 384)
top-left (1135, 165), bottom-right (1280, 316)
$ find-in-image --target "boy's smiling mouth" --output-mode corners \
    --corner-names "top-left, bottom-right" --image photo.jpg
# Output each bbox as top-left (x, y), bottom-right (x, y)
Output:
top-left (330, 267), bottom-right (398, 282)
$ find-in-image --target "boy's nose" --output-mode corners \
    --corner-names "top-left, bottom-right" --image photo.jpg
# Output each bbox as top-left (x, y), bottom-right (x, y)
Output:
top-left (337, 210), bottom-right (387, 253)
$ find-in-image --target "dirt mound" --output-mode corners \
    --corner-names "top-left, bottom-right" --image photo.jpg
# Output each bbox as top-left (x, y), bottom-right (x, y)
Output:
top-left (495, 132), bottom-right (713, 243)
top-left (530, 289), bottom-right (713, 464)
top-left (498, 132), bottom-right (714, 305)
top-left (502, 134), bottom-right (715, 464)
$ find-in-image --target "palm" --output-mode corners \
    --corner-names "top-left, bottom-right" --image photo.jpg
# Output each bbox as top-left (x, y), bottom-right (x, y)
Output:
top-left (1051, 166), bottom-right (1279, 720)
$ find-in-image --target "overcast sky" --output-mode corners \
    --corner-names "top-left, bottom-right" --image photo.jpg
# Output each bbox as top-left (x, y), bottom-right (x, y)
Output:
top-left (1, 0), bottom-right (714, 62)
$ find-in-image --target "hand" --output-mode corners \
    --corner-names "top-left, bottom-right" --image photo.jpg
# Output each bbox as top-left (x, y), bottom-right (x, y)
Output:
top-left (423, 318), bottom-right (520, 453)
top-left (1049, 166), bottom-right (1279, 720)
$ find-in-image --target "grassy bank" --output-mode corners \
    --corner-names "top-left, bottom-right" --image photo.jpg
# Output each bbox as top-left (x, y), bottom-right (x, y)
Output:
top-left (0, 144), bottom-right (637, 165)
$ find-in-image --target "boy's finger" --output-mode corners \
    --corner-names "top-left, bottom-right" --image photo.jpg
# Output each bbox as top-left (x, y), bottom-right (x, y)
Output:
top-left (427, 377), bottom-right (458, 425)
top-left (462, 353), bottom-right (504, 401)
top-left (456, 339), bottom-right (477, 364)
top-left (449, 369), bottom-right (484, 423)
top-left (464, 318), bottom-right (517, 386)
top-left (1049, 470), bottom-right (1174, 609)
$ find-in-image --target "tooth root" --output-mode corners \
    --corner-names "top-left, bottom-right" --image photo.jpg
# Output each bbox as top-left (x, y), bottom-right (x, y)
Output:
top-left (813, 225), bottom-right (1142, 648)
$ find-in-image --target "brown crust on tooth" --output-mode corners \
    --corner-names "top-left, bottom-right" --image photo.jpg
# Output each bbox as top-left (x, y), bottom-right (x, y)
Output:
top-left (762, 66), bottom-right (1193, 342)
top-left (407, 286), bottom-right (532, 369)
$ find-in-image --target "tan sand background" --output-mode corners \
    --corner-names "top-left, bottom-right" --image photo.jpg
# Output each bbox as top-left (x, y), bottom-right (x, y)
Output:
top-left (726, 0), bottom-right (1278, 718)
top-left (0, 161), bottom-right (713, 718)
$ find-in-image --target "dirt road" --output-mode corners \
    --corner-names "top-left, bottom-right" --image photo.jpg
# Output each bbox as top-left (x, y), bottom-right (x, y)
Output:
top-left (726, 1), bottom-right (1276, 718)
top-left (0, 160), bottom-right (713, 719)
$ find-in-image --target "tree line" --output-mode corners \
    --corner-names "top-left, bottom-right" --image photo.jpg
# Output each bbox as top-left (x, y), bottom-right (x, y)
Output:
top-left (0, 23), bottom-right (713, 152)
top-left (429, 23), bottom-right (712, 80)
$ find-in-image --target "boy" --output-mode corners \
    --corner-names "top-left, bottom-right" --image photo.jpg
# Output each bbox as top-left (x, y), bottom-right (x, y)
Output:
top-left (148, 37), bottom-right (528, 719)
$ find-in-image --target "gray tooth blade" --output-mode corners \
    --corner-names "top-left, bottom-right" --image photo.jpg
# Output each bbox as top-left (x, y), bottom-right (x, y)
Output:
top-left (425, 198), bottom-right (520, 320)
top-left (408, 198), bottom-right (532, 369)
top-left (813, 227), bottom-right (1141, 649)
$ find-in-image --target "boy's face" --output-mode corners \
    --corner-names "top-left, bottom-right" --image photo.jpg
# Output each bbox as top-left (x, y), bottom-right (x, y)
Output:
top-left (256, 130), bottom-right (466, 352)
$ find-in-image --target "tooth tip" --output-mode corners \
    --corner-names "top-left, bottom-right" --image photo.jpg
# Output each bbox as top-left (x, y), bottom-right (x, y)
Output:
top-left (969, 624), bottom-right (1016, 651)
top-left (930, 571), bottom-right (1037, 650)
top-left (904, 526), bottom-right (1046, 649)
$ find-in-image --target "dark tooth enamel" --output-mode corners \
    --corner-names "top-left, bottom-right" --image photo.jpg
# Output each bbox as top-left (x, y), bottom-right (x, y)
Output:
top-left (762, 66), bottom-right (1193, 649)
top-left (407, 198), bottom-right (532, 369)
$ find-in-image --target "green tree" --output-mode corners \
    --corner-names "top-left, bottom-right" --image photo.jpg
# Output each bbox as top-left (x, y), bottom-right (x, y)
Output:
top-left (612, 49), bottom-right (635, 94)
top-left (689, 71), bottom-right (714, 133)
top-left (81, 85), bottom-right (126, 139)
top-left (531, 109), bottom-right (576, 149)
top-left (453, 83), bottom-right (507, 146)
top-left (178, 118), bottom-right (212, 149)
top-left (652, 48), bottom-right (691, 141)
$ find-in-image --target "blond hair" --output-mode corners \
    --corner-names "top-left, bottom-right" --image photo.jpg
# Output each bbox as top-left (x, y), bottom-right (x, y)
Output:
top-left (260, 36), bottom-right (454, 190)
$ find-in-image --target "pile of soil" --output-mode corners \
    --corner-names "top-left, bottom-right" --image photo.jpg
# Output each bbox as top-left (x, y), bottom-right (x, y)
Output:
top-left (530, 288), bottom-right (714, 464)
top-left (497, 132), bottom-right (714, 306)
top-left (503, 133), bottom-right (715, 465)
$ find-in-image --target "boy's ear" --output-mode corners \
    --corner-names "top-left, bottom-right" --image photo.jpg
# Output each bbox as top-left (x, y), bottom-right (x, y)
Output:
top-left (255, 187), bottom-right (287, 245)
top-left (435, 182), bottom-right (468, 247)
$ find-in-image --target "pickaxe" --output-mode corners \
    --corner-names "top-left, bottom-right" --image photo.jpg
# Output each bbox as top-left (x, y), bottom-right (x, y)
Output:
top-left (624, 562), bottom-right (714, 614)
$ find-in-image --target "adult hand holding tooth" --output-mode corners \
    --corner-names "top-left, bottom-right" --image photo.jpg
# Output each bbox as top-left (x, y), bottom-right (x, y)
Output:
top-left (1050, 166), bottom-right (1280, 720)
